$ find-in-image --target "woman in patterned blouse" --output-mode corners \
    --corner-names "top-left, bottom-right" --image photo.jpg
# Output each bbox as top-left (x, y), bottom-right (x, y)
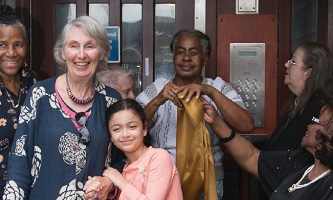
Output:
top-left (0, 5), bottom-right (37, 197)
top-left (2, 16), bottom-right (124, 199)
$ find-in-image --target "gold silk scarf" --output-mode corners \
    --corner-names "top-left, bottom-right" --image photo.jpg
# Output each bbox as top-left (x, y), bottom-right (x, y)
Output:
top-left (176, 95), bottom-right (217, 200)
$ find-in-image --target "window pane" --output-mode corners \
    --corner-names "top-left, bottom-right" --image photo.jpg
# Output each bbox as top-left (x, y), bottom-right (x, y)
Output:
top-left (291, 1), bottom-right (318, 52)
top-left (55, 4), bottom-right (76, 75)
top-left (155, 4), bottom-right (176, 80)
top-left (89, 4), bottom-right (109, 26)
top-left (122, 4), bottom-right (142, 95)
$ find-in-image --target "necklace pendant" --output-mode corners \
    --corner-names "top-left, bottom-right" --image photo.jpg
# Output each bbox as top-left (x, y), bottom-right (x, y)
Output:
top-left (11, 101), bottom-right (20, 108)
top-left (3, 83), bottom-right (21, 109)
top-left (287, 164), bottom-right (331, 193)
top-left (288, 185), bottom-right (296, 193)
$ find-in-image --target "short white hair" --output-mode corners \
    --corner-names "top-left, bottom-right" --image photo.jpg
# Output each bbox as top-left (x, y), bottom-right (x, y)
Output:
top-left (96, 66), bottom-right (134, 88)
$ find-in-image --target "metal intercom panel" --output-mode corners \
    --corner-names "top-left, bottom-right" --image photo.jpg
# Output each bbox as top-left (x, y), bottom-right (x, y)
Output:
top-left (230, 43), bottom-right (265, 128)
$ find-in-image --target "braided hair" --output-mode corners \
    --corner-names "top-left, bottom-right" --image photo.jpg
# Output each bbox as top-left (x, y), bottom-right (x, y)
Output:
top-left (0, 4), bottom-right (27, 39)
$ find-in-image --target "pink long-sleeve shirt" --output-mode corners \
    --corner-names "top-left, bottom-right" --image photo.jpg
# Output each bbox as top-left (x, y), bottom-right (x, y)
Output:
top-left (118, 147), bottom-right (183, 200)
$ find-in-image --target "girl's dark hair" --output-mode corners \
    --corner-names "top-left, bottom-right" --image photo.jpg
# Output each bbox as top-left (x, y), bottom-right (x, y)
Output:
top-left (315, 103), bottom-right (333, 169)
top-left (105, 99), bottom-right (148, 130)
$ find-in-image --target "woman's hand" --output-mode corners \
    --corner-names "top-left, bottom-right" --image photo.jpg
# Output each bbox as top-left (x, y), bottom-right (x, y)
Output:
top-left (155, 82), bottom-right (183, 107)
top-left (176, 84), bottom-right (213, 102)
top-left (84, 176), bottom-right (113, 200)
top-left (201, 98), bottom-right (219, 124)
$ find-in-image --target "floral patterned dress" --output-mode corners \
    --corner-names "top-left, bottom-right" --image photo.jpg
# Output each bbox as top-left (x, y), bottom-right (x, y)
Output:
top-left (0, 67), bottom-right (37, 197)
top-left (2, 77), bottom-right (122, 199)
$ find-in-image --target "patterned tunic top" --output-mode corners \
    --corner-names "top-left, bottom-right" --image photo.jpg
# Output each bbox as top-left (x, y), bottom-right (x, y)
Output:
top-left (0, 67), bottom-right (37, 196)
top-left (3, 77), bottom-right (121, 199)
top-left (136, 77), bottom-right (245, 169)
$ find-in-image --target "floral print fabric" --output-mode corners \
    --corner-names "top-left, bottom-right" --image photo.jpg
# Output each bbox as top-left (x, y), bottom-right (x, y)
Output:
top-left (3, 77), bottom-right (121, 199)
top-left (0, 67), bottom-right (37, 197)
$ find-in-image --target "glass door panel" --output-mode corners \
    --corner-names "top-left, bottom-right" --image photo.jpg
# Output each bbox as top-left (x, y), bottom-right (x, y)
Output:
top-left (154, 4), bottom-right (176, 80)
top-left (55, 3), bottom-right (76, 75)
top-left (122, 4), bottom-right (143, 96)
top-left (89, 4), bottom-right (110, 26)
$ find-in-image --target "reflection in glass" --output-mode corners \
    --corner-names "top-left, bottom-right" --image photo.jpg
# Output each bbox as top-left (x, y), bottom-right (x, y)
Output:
top-left (89, 4), bottom-right (109, 26)
top-left (155, 4), bottom-right (175, 80)
top-left (55, 4), bottom-right (76, 76)
top-left (122, 4), bottom-right (142, 95)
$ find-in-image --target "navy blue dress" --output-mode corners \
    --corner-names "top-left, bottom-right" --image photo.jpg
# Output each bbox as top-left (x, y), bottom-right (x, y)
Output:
top-left (0, 67), bottom-right (37, 197)
top-left (3, 77), bottom-right (124, 199)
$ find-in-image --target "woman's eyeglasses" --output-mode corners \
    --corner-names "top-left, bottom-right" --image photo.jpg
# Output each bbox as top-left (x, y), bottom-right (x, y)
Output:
top-left (312, 117), bottom-right (324, 126)
top-left (75, 112), bottom-right (90, 144)
top-left (287, 60), bottom-right (305, 68)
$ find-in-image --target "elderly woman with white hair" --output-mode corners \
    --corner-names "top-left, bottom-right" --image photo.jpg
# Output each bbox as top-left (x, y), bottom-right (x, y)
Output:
top-left (96, 66), bottom-right (135, 100)
top-left (3, 16), bottom-right (125, 199)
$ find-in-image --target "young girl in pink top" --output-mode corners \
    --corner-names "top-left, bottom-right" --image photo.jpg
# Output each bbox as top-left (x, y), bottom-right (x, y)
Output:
top-left (84, 99), bottom-right (183, 200)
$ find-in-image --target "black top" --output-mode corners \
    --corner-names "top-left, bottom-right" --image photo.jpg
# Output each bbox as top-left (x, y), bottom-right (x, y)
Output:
top-left (263, 97), bottom-right (325, 151)
top-left (258, 149), bottom-right (333, 200)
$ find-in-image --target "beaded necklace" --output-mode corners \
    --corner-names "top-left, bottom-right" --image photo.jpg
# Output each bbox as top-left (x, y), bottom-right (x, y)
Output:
top-left (288, 164), bottom-right (331, 192)
top-left (65, 74), bottom-right (95, 105)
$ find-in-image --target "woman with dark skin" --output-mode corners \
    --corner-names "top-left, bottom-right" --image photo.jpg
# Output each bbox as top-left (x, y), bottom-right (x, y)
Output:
top-left (0, 5), bottom-right (37, 196)
top-left (137, 30), bottom-right (254, 199)
top-left (203, 98), bottom-right (333, 199)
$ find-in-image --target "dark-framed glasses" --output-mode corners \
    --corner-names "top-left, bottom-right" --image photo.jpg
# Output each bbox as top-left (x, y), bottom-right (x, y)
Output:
top-left (312, 116), bottom-right (324, 126)
top-left (75, 112), bottom-right (90, 144)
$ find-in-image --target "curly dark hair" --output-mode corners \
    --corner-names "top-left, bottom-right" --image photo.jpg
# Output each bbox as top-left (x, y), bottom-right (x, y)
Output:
top-left (170, 29), bottom-right (211, 57)
top-left (315, 103), bottom-right (333, 169)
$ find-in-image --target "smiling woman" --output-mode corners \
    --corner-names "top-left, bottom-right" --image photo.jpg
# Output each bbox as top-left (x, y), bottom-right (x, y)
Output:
top-left (202, 101), bottom-right (333, 199)
top-left (0, 5), bottom-right (37, 197)
top-left (2, 16), bottom-right (126, 199)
